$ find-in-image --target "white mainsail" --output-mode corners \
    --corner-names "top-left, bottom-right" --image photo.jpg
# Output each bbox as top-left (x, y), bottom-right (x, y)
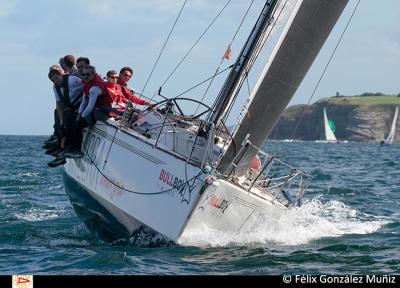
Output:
top-left (217, 0), bottom-right (349, 175)
top-left (323, 108), bottom-right (337, 142)
top-left (385, 106), bottom-right (398, 144)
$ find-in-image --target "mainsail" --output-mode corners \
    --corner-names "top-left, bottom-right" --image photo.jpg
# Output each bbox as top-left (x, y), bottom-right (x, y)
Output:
top-left (385, 106), bottom-right (398, 144)
top-left (217, 0), bottom-right (349, 175)
top-left (324, 108), bottom-right (337, 141)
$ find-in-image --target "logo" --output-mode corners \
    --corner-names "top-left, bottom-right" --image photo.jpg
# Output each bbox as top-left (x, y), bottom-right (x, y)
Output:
top-left (208, 195), bottom-right (231, 213)
top-left (158, 169), bottom-right (196, 204)
top-left (12, 275), bottom-right (33, 288)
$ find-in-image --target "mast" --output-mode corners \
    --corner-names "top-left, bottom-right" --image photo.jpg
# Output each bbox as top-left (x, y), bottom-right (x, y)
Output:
top-left (208, 0), bottom-right (278, 125)
top-left (217, 0), bottom-right (349, 176)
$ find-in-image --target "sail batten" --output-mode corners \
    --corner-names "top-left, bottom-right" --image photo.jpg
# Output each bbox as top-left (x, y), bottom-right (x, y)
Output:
top-left (218, 0), bottom-right (349, 175)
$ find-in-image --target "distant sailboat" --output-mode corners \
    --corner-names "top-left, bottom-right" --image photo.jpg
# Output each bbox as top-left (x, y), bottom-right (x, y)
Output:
top-left (323, 108), bottom-right (337, 142)
top-left (382, 106), bottom-right (398, 145)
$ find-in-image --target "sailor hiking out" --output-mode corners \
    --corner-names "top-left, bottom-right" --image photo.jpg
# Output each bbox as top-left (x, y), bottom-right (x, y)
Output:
top-left (70, 65), bottom-right (114, 158)
top-left (47, 68), bottom-right (84, 166)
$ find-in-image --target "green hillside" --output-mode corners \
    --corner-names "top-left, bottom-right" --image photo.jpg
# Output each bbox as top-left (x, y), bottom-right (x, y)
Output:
top-left (317, 94), bottom-right (400, 105)
top-left (270, 94), bottom-right (400, 142)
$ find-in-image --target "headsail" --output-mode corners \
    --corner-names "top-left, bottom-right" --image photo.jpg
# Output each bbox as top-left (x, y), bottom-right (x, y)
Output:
top-left (324, 108), bottom-right (337, 141)
top-left (217, 0), bottom-right (349, 175)
top-left (385, 106), bottom-right (398, 144)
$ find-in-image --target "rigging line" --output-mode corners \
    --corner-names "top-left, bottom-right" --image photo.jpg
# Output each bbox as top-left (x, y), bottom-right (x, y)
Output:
top-left (140, 0), bottom-right (187, 97)
top-left (150, 0), bottom-right (232, 101)
top-left (102, 126), bottom-right (119, 169)
top-left (80, 137), bottom-right (204, 195)
top-left (247, 0), bottom-right (286, 70)
top-left (284, 0), bottom-right (361, 143)
top-left (173, 65), bottom-right (233, 98)
top-left (193, 0), bottom-right (255, 115)
top-left (208, 0), bottom-right (280, 121)
top-left (223, 71), bottom-right (250, 124)
top-left (229, 73), bottom-right (252, 129)
top-left (220, 0), bottom-right (286, 125)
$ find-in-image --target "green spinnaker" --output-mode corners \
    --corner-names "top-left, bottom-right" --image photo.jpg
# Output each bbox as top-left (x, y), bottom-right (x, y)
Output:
top-left (328, 119), bottom-right (336, 133)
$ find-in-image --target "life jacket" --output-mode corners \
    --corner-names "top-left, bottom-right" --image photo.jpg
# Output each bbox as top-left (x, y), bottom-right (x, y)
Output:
top-left (117, 78), bottom-right (147, 106)
top-left (55, 75), bottom-right (82, 109)
top-left (105, 82), bottom-right (126, 107)
top-left (83, 75), bottom-right (113, 107)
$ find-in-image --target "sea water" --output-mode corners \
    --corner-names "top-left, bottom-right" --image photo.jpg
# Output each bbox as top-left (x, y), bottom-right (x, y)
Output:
top-left (0, 135), bottom-right (398, 274)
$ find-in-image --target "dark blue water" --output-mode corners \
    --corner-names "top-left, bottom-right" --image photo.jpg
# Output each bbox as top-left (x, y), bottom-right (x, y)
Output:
top-left (0, 135), bottom-right (398, 274)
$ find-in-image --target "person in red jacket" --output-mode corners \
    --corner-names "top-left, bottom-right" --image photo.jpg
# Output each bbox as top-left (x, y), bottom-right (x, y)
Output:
top-left (78, 65), bottom-right (113, 122)
top-left (105, 70), bottom-right (127, 111)
top-left (117, 67), bottom-right (153, 107)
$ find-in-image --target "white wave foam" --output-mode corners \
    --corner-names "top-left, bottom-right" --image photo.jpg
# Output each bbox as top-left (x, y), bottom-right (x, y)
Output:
top-left (179, 199), bottom-right (390, 247)
top-left (14, 207), bottom-right (65, 221)
top-left (49, 239), bottom-right (90, 247)
top-left (47, 184), bottom-right (63, 191)
top-left (17, 172), bottom-right (40, 177)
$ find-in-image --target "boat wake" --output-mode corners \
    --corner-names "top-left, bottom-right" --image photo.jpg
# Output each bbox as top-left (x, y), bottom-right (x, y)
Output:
top-left (178, 198), bottom-right (390, 247)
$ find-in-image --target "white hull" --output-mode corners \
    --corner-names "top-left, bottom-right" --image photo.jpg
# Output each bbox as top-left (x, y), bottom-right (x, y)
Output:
top-left (315, 140), bottom-right (338, 144)
top-left (64, 119), bottom-right (288, 243)
top-left (180, 178), bottom-right (285, 243)
top-left (315, 139), bottom-right (348, 144)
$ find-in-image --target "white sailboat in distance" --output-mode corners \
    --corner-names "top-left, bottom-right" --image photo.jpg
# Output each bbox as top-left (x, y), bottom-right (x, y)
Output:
top-left (62, 0), bottom-right (349, 245)
top-left (382, 106), bottom-right (398, 145)
top-left (323, 107), bottom-right (337, 143)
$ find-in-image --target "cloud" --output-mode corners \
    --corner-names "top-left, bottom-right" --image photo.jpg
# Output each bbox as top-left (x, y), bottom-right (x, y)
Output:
top-left (87, 1), bottom-right (112, 15)
top-left (0, 0), bottom-right (17, 17)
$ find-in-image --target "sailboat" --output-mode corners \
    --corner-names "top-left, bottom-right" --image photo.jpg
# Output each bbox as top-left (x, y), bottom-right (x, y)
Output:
top-left (63, 0), bottom-right (349, 244)
top-left (320, 107), bottom-right (338, 143)
top-left (381, 106), bottom-right (398, 145)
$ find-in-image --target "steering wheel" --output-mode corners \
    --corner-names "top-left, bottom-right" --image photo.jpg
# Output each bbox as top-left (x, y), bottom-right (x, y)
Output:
top-left (151, 97), bottom-right (212, 120)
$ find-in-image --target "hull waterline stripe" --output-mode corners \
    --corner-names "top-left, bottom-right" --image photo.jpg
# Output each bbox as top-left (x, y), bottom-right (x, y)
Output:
top-left (233, 196), bottom-right (278, 216)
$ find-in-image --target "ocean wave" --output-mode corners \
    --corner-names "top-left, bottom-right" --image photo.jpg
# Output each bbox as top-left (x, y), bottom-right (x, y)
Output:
top-left (179, 198), bottom-right (390, 247)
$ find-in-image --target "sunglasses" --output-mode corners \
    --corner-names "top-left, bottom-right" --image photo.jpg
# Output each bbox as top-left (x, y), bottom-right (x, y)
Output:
top-left (50, 76), bottom-right (61, 82)
top-left (123, 73), bottom-right (132, 78)
top-left (82, 73), bottom-right (92, 77)
top-left (109, 76), bottom-right (118, 79)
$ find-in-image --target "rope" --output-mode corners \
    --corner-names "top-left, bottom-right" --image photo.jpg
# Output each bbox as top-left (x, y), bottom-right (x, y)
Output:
top-left (80, 134), bottom-right (205, 195)
top-left (140, 0), bottom-right (187, 97)
top-left (150, 0), bottom-right (232, 100)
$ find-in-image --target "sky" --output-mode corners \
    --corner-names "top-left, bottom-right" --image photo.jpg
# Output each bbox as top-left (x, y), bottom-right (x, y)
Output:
top-left (0, 0), bottom-right (399, 135)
